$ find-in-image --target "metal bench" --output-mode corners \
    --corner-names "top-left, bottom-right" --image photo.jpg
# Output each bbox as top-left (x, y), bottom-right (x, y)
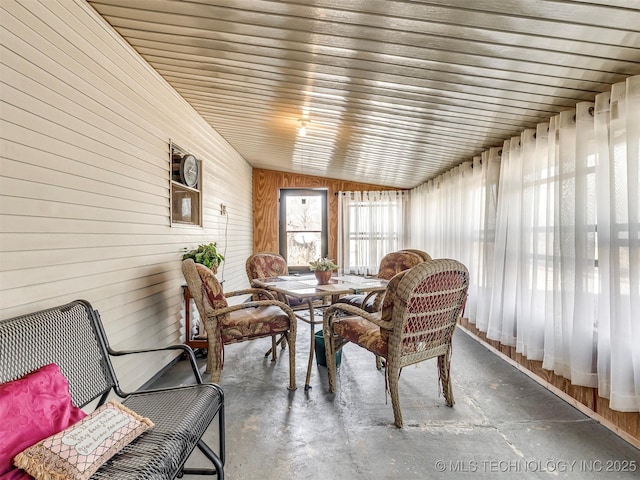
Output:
top-left (0, 299), bottom-right (225, 479)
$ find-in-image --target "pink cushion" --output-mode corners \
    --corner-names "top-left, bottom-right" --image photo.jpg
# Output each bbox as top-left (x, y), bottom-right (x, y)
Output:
top-left (0, 363), bottom-right (87, 478)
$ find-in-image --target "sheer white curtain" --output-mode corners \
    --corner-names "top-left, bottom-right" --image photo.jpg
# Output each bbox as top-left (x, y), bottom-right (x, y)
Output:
top-left (410, 149), bottom-right (500, 333)
top-left (538, 106), bottom-right (599, 383)
top-left (410, 162), bottom-right (475, 260)
top-left (337, 191), bottom-right (407, 275)
top-left (594, 78), bottom-right (640, 411)
top-left (469, 148), bottom-right (501, 333)
top-left (487, 137), bottom-right (522, 346)
top-left (410, 75), bottom-right (639, 413)
top-left (515, 126), bottom-right (546, 361)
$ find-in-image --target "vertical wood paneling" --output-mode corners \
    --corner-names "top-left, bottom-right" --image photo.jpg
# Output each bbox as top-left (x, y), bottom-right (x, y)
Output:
top-left (252, 168), bottom-right (400, 259)
top-left (0, 0), bottom-right (252, 391)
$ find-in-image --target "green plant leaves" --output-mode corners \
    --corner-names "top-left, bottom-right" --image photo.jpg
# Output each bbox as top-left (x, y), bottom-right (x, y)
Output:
top-left (182, 242), bottom-right (225, 270)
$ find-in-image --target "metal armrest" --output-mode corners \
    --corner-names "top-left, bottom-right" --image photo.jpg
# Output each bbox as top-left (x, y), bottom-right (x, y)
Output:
top-left (107, 343), bottom-right (204, 391)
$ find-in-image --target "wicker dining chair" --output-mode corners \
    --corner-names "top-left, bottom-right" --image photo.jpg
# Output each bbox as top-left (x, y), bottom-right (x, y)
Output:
top-left (245, 252), bottom-right (289, 284)
top-left (245, 252), bottom-right (327, 358)
top-left (322, 259), bottom-right (470, 427)
top-left (245, 252), bottom-right (320, 313)
top-left (245, 252), bottom-right (292, 360)
top-left (337, 250), bottom-right (426, 313)
top-left (182, 258), bottom-right (297, 390)
top-left (398, 248), bottom-right (432, 262)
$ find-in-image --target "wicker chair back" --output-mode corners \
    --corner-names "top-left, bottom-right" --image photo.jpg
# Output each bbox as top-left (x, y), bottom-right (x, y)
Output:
top-left (388, 259), bottom-right (469, 368)
top-left (245, 252), bottom-right (289, 280)
top-left (323, 258), bottom-right (469, 427)
top-left (182, 258), bottom-right (297, 389)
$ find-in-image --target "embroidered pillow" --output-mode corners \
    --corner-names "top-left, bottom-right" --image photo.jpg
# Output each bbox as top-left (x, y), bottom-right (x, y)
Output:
top-left (14, 400), bottom-right (153, 480)
top-left (0, 363), bottom-right (87, 478)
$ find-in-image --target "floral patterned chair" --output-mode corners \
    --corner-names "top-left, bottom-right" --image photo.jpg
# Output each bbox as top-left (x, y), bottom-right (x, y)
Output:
top-left (245, 252), bottom-right (329, 359)
top-left (182, 258), bottom-right (297, 390)
top-left (245, 252), bottom-right (311, 309)
top-left (245, 252), bottom-right (309, 359)
top-left (322, 259), bottom-right (469, 427)
top-left (398, 248), bottom-right (432, 262)
top-left (337, 250), bottom-right (426, 313)
top-left (245, 252), bottom-right (288, 283)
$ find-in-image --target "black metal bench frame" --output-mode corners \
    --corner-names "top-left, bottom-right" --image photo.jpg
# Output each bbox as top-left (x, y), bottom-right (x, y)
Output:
top-left (0, 299), bottom-right (225, 479)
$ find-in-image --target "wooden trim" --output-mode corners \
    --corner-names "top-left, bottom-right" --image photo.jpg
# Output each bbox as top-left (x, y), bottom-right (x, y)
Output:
top-left (252, 168), bottom-right (401, 259)
top-left (457, 319), bottom-right (640, 449)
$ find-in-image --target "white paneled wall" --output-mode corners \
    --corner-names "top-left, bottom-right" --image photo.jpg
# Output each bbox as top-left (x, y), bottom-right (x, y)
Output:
top-left (0, 0), bottom-right (253, 390)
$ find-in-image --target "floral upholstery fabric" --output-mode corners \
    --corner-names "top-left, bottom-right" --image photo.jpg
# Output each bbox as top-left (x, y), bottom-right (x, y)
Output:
top-left (183, 258), bottom-right (297, 388)
top-left (195, 263), bottom-right (228, 311)
top-left (333, 269), bottom-right (408, 355)
top-left (245, 253), bottom-right (307, 307)
top-left (333, 316), bottom-right (388, 357)
top-left (371, 251), bottom-right (423, 311)
top-left (335, 293), bottom-right (376, 312)
top-left (221, 306), bottom-right (291, 343)
top-left (378, 269), bottom-right (407, 342)
top-left (377, 251), bottom-right (424, 280)
top-left (380, 269), bottom-right (407, 323)
top-left (245, 253), bottom-right (288, 280)
top-left (398, 249), bottom-right (431, 262)
top-left (196, 263), bottom-right (290, 340)
top-left (336, 250), bottom-right (424, 313)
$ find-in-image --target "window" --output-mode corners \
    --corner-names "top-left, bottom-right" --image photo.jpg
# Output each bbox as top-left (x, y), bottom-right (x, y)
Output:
top-left (338, 191), bottom-right (407, 275)
top-left (279, 189), bottom-right (328, 272)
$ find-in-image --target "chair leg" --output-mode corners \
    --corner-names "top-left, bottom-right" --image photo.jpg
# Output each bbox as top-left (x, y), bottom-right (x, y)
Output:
top-left (285, 331), bottom-right (297, 391)
top-left (375, 355), bottom-right (383, 370)
top-left (181, 439), bottom-right (225, 478)
top-left (324, 328), bottom-right (338, 393)
top-left (206, 342), bottom-right (223, 384)
top-left (438, 351), bottom-right (455, 407)
top-left (387, 361), bottom-right (403, 428)
top-left (264, 334), bottom-right (287, 360)
top-left (271, 335), bottom-right (278, 361)
top-left (208, 369), bottom-right (222, 384)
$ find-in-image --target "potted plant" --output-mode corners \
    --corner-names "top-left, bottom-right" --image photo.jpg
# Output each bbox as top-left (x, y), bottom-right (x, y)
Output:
top-left (309, 257), bottom-right (338, 285)
top-left (182, 242), bottom-right (225, 272)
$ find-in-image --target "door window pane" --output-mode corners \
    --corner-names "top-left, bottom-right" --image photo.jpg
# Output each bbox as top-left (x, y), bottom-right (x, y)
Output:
top-left (279, 189), bottom-right (328, 271)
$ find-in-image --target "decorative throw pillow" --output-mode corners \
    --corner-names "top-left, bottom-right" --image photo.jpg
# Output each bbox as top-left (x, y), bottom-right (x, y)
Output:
top-left (14, 400), bottom-right (153, 480)
top-left (0, 363), bottom-right (87, 478)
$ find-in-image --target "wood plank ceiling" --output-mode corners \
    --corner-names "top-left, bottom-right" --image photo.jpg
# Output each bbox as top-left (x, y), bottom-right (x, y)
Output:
top-left (87, 0), bottom-right (640, 189)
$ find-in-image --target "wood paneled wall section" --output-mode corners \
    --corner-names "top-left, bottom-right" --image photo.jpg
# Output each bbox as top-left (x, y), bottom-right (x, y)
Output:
top-left (0, 1), bottom-right (253, 392)
top-left (252, 168), bottom-right (400, 259)
top-left (459, 318), bottom-right (640, 447)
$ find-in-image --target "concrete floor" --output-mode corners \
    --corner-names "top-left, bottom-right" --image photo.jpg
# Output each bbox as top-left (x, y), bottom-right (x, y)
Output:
top-left (152, 326), bottom-right (640, 479)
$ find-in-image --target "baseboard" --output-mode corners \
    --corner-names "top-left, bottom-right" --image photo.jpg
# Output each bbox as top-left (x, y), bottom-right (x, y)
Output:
top-left (456, 324), bottom-right (640, 451)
